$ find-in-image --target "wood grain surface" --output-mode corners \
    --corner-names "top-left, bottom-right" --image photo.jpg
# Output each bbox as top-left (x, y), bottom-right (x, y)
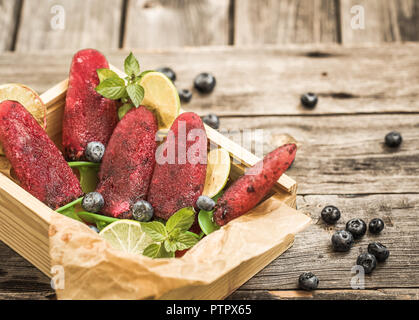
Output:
top-left (235, 0), bottom-right (339, 45)
top-left (124, 0), bottom-right (231, 49)
top-left (0, 0), bottom-right (21, 52)
top-left (0, 46), bottom-right (418, 300)
top-left (15, 0), bottom-right (123, 51)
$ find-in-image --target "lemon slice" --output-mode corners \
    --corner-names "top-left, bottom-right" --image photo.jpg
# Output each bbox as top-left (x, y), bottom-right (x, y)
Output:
top-left (0, 83), bottom-right (47, 156)
top-left (99, 220), bottom-right (153, 255)
top-left (139, 71), bottom-right (180, 131)
top-left (203, 148), bottom-right (231, 198)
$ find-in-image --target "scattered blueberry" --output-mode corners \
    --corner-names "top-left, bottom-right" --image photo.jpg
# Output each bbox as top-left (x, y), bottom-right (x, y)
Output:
top-left (85, 141), bottom-right (105, 163)
top-left (385, 131), bottom-right (402, 148)
top-left (321, 205), bottom-right (341, 224)
top-left (178, 89), bottom-right (192, 103)
top-left (194, 73), bottom-right (216, 94)
top-left (331, 230), bottom-right (354, 252)
top-left (89, 225), bottom-right (99, 233)
top-left (356, 253), bottom-right (377, 274)
top-left (132, 200), bottom-right (154, 222)
top-left (82, 192), bottom-right (105, 213)
top-left (346, 218), bottom-right (367, 239)
top-left (298, 272), bottom-right (319, 291)
top-left (301, 92), bottom-right (318, 109)
top-left (202, 113), bottom-right (220, 130)
top-left (368, 242), bottom-right (390, 262)
top-left (196, 196), bottom-right (215, 212)
top-left (369, 218), bottom-right (385, 234)
top-left (156, 67), bottom-right (176, 82)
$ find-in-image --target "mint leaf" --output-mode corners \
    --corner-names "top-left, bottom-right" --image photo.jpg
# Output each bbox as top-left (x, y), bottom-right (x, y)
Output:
top-left (126, 83), bottom-right (144, 108)
top-left (164, 239), bottom-right (178, 252)
top-left (97, 69), bottom-right (120, 82)
top-left (166, 207), bottom-right (195, 234)
top-left (124, 52), bottom-right (140, 78)
top-left (95, 77), bottom-right (127, 100)
top-left (118, 103), bottom-right (133, 120)
top-left (141, 221), bottom-right (167, 242)
top-left (143, 243), bottom-right (174, 259)
top-left (175, 232), bottom-right (199, 251)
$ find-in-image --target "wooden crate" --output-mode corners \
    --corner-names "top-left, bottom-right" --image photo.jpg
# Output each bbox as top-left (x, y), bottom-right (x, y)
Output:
top-left (0, 66), bottom-right (298, 299)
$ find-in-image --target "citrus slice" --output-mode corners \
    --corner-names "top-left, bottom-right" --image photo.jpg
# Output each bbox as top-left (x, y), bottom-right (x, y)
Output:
top-left (0, 83), bottom-right (47, 156)
top-left (99, 220), bottom-right (154, 255)
top-left (139, 71), bottom-right (180, 130)
top-left (202, 148), bottom-right (231, 198)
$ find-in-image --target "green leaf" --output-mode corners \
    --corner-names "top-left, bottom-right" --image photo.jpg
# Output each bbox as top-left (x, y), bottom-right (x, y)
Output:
top-left (59, 206), bottom-right (83, 222)
top-left (166, 207), bottom-right (195, 234)
top-left (78, 166), bottom-right (99, 194)
top-left (56, 197), bottom-right (83, 213)
top-left (126, 83), bottom-right (144, 108)
top-left (97, 69), bottom-right (120, 82)
top-left (143, 243), bottom-right (174, 259)
top-left (77, 211), bottom-right (119, 230)
top-left (95, 77), bottom-right (127, 100)
top-left (118, 103), bottom-right (134, 120)
top-left (164, 239), bottom-right (178, 252)
top-left (141, 221), bottom-right (167, 242)
top-left (175, 232), bottom-right (199, 251)
top-left (124, 52), bottom-right (140, 77)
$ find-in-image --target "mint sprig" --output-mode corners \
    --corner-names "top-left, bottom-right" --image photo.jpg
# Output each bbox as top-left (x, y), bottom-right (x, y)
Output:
top-left (141, 207), bottom-right (200, 259)
top-left (95, 52), bottom-right (150, 116)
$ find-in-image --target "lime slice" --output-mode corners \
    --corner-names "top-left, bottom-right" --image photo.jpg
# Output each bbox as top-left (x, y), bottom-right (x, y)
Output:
top-left (0, 84), bottom-right (47, 156)
top-left (99, 220), bottom-right (153, 255)
top-left (202, 148), bottom-right (231, 198)
top-left (139, 71), bottom-right (180, 130)
top-left (198, 192), bottom-right (223, 236)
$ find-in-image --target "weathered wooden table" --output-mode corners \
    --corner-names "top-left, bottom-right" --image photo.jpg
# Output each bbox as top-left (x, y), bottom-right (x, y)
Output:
top-left (0, 44), bottom-right (418, 300)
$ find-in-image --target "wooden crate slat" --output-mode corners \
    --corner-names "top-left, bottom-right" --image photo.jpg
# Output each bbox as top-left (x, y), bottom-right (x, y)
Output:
top-left (234, 0), bottom-right (339, 45)
top-left (15, 0), bottom-right (123, 51)
top-left (0, 0), bottom-right (21, 51)
top-left (340, 0), bottom-right (419, 44)
top-left (123, 0), bottom-right (230, 49)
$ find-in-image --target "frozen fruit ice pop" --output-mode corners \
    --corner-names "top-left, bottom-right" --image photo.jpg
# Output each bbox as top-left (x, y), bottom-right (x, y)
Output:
top-left (0, 100), bottom-right (83, 209)
top-left (148, 112), bottom-right (207, 220)
top-left (63, 48), bottom-right (118, 161)
top-left (96, 106), bottom-right (158, 219)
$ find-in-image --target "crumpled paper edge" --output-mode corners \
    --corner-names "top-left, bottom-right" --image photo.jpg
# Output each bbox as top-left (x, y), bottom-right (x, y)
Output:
top-left (50, 197), bottom-right (311, 300)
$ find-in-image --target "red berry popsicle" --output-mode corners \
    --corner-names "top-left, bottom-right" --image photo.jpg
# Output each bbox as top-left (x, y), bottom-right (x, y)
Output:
top-left (0, 101), bottom-right (83, 209)
top-left (63, 49), bottom-right (118, 161)
top-left (96, 106), bottom-right (158, 219)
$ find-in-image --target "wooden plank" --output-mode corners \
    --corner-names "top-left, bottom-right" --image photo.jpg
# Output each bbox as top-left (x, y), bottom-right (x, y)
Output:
top-left (15, 0), bottom-right (123, 51)
top-left (0, 0), bottom-right (21, 51)
top-left (238, 194), bottom-right (419, 291)
top-left (229, 288), bottom-right (419, 300)
top-left (235, 0), bottom-right (339, 45)
top-left (340, 0), bottom-right (419, 44)
top-left (123, 0), bottom-right (230, 49)
top-left (1, 45), bottom-right (418, 115)
top-left (221, 114), bottom-right (419, 195)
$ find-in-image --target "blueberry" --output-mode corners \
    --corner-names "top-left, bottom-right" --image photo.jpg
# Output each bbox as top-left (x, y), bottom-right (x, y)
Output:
top-left (194, 73), bottom-right (216, 94)
top-left (85, 141), bottom-right (105, 163)
top-left (156, 67), bottom-right (176, 82)
top-left (178, 89), bottom-right (192, 103)
top-left (301, 92), bottom-right (318, 109)
top-left (89, 225), bottom-right (99, 233)
top-left (369, 218), bottom-right (385, 234)
top-left (346, 218), bottom-right (367, 239)
top-left (196, 196), bottom-right (215, 212)
top-left (132, 200), bottom-right (154, 222)
top-left (368, 242), bottom-right (390, 262)
top-left (356, 253), bottom-right (377, 274)
top-left (321, 205), bottom-right (341, 224)
top-left (298, 272), bottom-right (319, 291)
top-left (331, 230), bottom-right (354, 252)
top-left (385, 131), bottom-right (402, 148)
top-left (202, 114), bottom-right (220, 130)
top-left (82, 192), bottom-right (104, 213)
